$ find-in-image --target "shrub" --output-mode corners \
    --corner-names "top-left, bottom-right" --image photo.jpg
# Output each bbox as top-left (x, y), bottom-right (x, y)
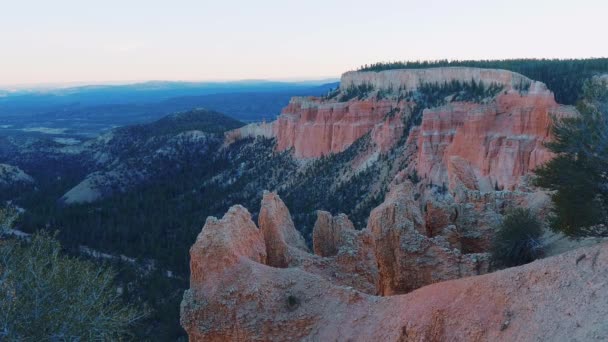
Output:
top-left (0, 206), bottom-right (17, 234)
top-left (491, 208), bottom-right (544, 268)
top-left (0, 231), bottom-right (144, 340)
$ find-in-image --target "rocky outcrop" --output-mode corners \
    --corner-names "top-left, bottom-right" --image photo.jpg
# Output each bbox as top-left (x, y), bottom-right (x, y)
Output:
top-left (182, 201), bottom-right (608, 341)
top-left (312, 211), bottom-right (380, 293)
top-left (415, 92), bottom-right (577, 191)
top-left (258, 191), bottom-right (309, 267)
top-left (187, 205), bottom-right (267, 291)
top-left (418, 181), bottom-right (551, 254)
top-left (368, 181), bottom-right (489, 295)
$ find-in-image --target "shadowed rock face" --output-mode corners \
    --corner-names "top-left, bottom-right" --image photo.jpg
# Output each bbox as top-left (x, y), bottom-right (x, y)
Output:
top-left (312, 211), bottom-right (355, 257)
top-left (258, 191), bottom-right (309, 268)
top-left (367, 181), bottom-right (489, 295)
top-left (181, 195), bottom-right (608, 341)
top-left (311, 211), bottom-right (380, 294)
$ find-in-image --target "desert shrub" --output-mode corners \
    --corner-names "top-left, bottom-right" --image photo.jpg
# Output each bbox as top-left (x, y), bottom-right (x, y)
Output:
top-left (491, 208), bottom-right (544, 268)
top-left (0, 231), bottom-right (143, 340)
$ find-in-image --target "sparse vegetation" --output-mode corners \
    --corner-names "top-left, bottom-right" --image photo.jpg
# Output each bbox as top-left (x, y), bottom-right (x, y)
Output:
top-left (394, 79), bottom-right (504, 145)
top-left (324, 86), bottom-right (341, 100)
top-left (0, 206), bottom-right (17, 234)
top-left (282, 133), bottom-right (388, 237)
top-left (340, 82), bottom-right (375, 101)
top-left (491, 208), bottom-right (544, 268)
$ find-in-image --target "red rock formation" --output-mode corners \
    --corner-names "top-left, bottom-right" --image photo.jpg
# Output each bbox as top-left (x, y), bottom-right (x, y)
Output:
top-left (273, 97), bottom-right (407, 158)
top-left (187, 205), bottom-right (266, 290)
top-left (182, 67), bottom-right (594, 341)
top-left (182, 201), bottom-right (608, 341)
top-left (224, 67), bottom-right (575, 182)
top-left (257, 196), bottom-right (380, 293)
top-left (415, 92), bottom-right (577, 191)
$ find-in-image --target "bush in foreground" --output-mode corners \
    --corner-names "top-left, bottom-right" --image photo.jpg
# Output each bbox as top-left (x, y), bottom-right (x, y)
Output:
top-left (491, 208), bottom-right (544, 268)
top-left (0, 231), bottom-right (143, 340)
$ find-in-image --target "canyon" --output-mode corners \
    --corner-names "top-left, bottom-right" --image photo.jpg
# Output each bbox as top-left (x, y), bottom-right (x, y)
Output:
top-left (228, 67), bottom-right (576, 190)
top-left (180, 67), bottom-right (605, 341)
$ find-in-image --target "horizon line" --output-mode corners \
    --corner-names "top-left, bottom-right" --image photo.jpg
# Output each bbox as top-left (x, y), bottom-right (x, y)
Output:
top-left (0, 76), bottom-right (341, 92)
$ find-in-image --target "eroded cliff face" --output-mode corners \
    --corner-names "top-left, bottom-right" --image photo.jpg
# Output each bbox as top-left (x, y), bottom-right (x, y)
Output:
top-left (272, 98), bottom-right (409, 158)
top-left (414, 92), bottom-right (576, 191)
top-left (181, 192), bottom-right (608, 341)
top-left (225, 67), bottom-right (574, 192)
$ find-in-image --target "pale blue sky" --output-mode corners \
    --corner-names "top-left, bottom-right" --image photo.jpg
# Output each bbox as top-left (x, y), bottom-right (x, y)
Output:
top-left (1, 0), bottom-right (607, 86)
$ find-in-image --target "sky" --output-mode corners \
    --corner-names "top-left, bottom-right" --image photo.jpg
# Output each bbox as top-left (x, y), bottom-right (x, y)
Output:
top-left (1, 0), bottom-right (607, 87)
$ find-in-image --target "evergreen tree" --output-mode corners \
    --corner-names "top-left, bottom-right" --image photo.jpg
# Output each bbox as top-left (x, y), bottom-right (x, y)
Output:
top-left (535, 77), bottom-right (608, 236)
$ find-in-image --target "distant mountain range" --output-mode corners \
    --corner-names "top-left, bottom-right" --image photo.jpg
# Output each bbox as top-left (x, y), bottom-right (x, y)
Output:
top-left (0, 79), bottom-right (339, 136)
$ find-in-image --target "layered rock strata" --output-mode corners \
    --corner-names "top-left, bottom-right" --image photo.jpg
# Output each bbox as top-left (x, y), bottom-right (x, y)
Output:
top-left (414, 93), bottom-right (576, 191)
top-left (225, 67), bottom-right (575, 193)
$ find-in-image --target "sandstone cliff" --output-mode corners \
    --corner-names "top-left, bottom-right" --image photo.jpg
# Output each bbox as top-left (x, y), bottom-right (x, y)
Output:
top-left (272, 97), bottom-right (409, 158)
top-left (181, 195), bottom-right (608, 341)
top-left (414, 92), bottom-right (576, 191)
top-left (225, 67), bottom-right (575, 192)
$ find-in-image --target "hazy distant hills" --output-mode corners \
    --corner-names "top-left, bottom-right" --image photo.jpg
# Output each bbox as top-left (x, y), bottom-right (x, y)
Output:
top-left (0, 80), bottom-right (338, 136)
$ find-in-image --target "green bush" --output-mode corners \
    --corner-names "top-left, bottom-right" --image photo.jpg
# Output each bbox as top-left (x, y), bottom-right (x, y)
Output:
top-left (0, 231), bottom-right (144, 340)
top-left (491, 208), bottom-right (544, 268)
